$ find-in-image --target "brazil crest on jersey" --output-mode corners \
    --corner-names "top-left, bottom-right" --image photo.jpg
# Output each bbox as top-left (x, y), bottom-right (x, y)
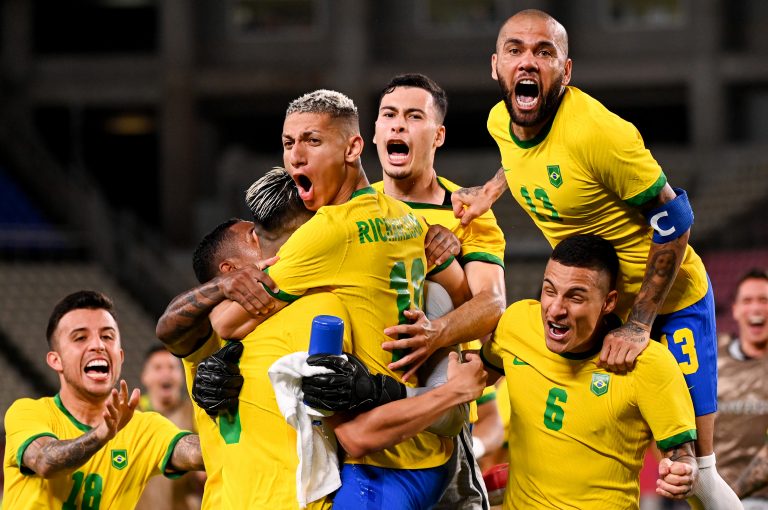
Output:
top-left (487, 87), bottom-right (708, 318)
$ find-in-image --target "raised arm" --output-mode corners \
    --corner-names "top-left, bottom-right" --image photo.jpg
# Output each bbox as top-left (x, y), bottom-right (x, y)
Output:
top-left (600, 184), bottom-right (691, 372)
top-left (156, 264), bottom-right (279, 353)
top-left (22, 382), bottom-right (139, 478)
top-left (451, 167), bottom-right (508, 227)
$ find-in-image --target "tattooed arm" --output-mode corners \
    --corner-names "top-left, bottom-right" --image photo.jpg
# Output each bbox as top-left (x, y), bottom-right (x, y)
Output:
top-left (599, 184), bottom-right (689, 372)
top-left (23, 382), bottom-right (140, 478)
top-left (732, 442), bottom-right (768, 498)
top-left (167, 434), bottom-right (204, 472)
top-left (156, 264), bottom-right (278, 356)
top-left (656, 441), bottom-right (698, 499)
top-left (451, 167), bottom-right (508, 227)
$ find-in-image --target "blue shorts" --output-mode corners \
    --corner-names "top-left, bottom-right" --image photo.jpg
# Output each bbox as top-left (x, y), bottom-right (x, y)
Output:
top-left (331, 462), bottom-right (451, 510)
top-left (651, 277), bottom-right (718, 416)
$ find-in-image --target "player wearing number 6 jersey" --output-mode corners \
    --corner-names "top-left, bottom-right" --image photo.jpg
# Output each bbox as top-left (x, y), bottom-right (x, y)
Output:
top-left (3, 290), bottom-right (203, 510)
top-left (450, 9), bottom-right (740, 508)
top-left (482, 235), bottom-right (698, 509)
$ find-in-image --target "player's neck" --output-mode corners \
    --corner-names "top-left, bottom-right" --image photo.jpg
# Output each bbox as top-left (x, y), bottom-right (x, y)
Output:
top-left (58, 385), bottom-right (110, 428)
top-left (384, 168), bottom-right (443, 204)
top-left (332, 165), bottom-right (370, 205)
top-left (511, 118), bottom-right (550, 142)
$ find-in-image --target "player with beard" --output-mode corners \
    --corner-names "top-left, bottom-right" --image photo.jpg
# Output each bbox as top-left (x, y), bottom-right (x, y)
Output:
top-left (445, 8), bottom-right (739, 509)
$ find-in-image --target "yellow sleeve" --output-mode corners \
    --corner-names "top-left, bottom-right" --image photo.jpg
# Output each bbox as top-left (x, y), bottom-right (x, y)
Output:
top-left (481, 334), bottom-right (505, 374)
top-left (266, 213), bottom-right (346, 300)
top-left (583, 108), bottom-right (667, 206)
top-left (634, 345), bottom-right (698, 450)
top-left (458, 212), bottom-right (505, 268)
top-left (4, 399), bottom-right (57, 474)
top-left (137, 411), bottom-right (193, 479)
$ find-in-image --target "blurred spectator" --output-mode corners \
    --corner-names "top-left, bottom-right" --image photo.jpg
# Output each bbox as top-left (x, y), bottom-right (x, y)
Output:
top-left (714, 268), bottom-right (768, 509)
top-left (136, 346), bottom-right (203, 510)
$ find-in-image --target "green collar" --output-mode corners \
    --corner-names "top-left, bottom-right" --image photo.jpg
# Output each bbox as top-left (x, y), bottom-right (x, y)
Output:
top-left (54, 394), bottom-right (92, 433)
top-left (350, 186), bottom-right (376, 199)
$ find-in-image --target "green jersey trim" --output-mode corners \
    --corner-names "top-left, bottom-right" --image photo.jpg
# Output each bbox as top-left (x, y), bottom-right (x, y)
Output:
top-left (54, 394), bottom-right (92, 433)
top-left (625, 172), bottom-right (667, 207)
top-left (161, 431), bottom-right (194, 479)
top-left (476, 391), bottom-right (497, 405)
top-left (262, 268), bottom-right (301, 303)
top-left (461, 252), bottom-right (505, 269)
top-left (656, 429), bottom-right (698, 451)
top-left (427, 256), bottom-right (455, 277)
top-left (17, 432), bottom-right (58, 475)
top-left (509, 114), bottom-right (556, 149)
top-left (351, 186), bottom-right (376, 199)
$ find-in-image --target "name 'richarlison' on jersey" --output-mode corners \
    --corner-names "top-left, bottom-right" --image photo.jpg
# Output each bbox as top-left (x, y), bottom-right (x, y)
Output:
top-left (356, 212), bottom-right (423, 244)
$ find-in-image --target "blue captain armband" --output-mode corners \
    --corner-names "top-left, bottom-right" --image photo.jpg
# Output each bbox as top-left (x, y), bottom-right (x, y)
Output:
top-left (644, 188), bottom-right (694, 243)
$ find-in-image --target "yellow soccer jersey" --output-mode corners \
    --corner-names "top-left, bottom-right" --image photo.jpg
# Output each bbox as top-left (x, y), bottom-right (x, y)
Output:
top-left (182, 333), bottom-right (225, 510)
top-left (487, 87), bottom-right (708, 318)
top-left (3, 395), bottom-right (190, 510)
top-left (266, 186), bottom-right (452, 469)
top-left (372, 177), bottom-right (505, 268)
top-left (482, 300), bottom-right (697, 510)
top-left (220, 292), bottom-right (350, 510)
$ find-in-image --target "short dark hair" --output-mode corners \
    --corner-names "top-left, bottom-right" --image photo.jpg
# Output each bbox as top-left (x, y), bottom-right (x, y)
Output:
top-left (736, 268), bottom-right (768, 293)
top-left (245, 167), bottom-right (310, 234)
top-left (550, 235), bottom-right (619, 290)
top-left (46, 290), bottom-right (116, 347)
top-left (378, 73), bottom-right (448, 123)
top-left (143, 344), bottom-right (172, 364)
top-left (192, 218), bottom-right (241, 284)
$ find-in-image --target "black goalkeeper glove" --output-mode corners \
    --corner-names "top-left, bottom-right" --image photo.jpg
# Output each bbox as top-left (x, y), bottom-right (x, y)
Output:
top-left (192, 341), bottom-right (244, 417)
top-left (302, 352), bottom-right (407, 413)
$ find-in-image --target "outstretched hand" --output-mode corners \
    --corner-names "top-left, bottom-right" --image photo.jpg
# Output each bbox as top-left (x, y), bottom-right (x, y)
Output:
top-left (451, 186), bottom-right (493, 227)
top-left (96, 380), bottom-right (140, 444)
top-left (598, 322), bottom-right (650, 373)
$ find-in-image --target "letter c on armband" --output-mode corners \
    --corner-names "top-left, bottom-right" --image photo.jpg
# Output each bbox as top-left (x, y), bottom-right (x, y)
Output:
top-left (644, 188), bottom-right (694, 244)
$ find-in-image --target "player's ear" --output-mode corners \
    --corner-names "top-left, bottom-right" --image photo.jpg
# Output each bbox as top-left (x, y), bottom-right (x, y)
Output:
top-left (46, 351), bottom-right (62, 372)
top-left (491, 53), bottom-right (499, 81)
top-left (602, 289), bottom-right (618, 315)
top-left (562, 58), bottom-right (573, 86)
top-left (219, 259), bottom-right (236, 274)
top-left (434, 125), bottom-right (446, 148)
top-left (345, 134), bottom-right (364, 162)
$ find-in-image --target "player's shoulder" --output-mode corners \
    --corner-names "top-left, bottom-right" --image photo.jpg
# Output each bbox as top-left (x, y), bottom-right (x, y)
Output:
top-left (371, 180), bottom-right (385, 192)
top-left (487, 101), bottom-right (510, 135)
top-left (292, 292), bottom-right (349, 321)
top-left (499, 299), bottom-right (540, 331)
top-left (564, 87), bottom-right (638, 137)
top-left (6, 396), bottom-right (52, 416)
top-left (635, 340), bottom-right (680, 371)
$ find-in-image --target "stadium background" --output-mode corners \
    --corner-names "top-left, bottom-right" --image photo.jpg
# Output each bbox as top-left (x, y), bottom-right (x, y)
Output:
top-left (0, 0), bottom-right (766, 505)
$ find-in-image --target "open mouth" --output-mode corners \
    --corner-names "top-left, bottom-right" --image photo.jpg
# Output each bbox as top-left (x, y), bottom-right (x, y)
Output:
top-left (386, 140), bottom-right (410, 165)
top-left (548, 321), bottom-right (569, 339)
top-left (84, 359), bottom-right (110, 379)
top-left (515, 79), bottom-right (540, 109)
top-left (296, 174), bottom-right (312, 194)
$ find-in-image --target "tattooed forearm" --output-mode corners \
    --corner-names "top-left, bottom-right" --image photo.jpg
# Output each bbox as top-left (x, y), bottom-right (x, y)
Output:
top-left (732, 445), bottom-right (768, 498)
top-left (156, 281), bottom-right (224, 352)
top-left (23, 431), bottom-right (105, 478)
top-left (169, 434), bottom-right (204, 472)
top-left (630, 242), bottom-right (684, 327)
top-left (665, 441), bottom-right (696, 462)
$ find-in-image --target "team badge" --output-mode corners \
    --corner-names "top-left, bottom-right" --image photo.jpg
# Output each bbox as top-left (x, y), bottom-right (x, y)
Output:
top-left (111, 449), bottom-right (128, 470)
top-left (547, 165), bottom-right (563, 188)
top-left (590, 373), bottom-right (610, 396)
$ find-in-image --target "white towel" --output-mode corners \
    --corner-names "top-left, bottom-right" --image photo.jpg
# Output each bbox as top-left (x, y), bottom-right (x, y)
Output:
top-left (268, 352), bottom-right (342, 508)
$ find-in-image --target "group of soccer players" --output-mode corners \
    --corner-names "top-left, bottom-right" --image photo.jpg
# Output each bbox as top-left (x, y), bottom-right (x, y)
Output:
top-left (1, 8), bottom-right (753, 510)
